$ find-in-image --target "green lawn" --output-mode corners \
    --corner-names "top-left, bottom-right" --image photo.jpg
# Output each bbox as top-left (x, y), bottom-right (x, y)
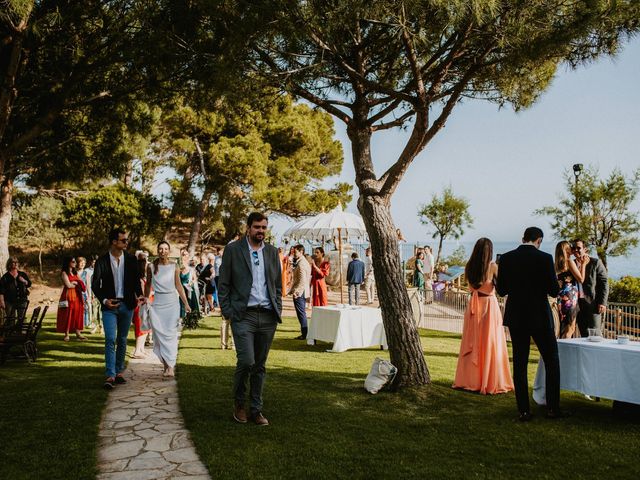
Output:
top-left (177, 316), bottom-right (640, 480)
top-left (0, 315), bottom-right (111, 480)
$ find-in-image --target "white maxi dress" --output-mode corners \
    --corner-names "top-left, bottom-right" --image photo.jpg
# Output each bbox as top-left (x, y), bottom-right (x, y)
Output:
top-left (149, 263), bottom-right (180, 368)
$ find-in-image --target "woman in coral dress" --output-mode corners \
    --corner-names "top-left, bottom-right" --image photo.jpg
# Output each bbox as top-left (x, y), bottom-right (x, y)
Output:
top-left (56, 257), bottom-right (87, 342)
top-left (310, 247), bottom-right (330, 306)
top-left (453, 238), bottom-right (513, 395)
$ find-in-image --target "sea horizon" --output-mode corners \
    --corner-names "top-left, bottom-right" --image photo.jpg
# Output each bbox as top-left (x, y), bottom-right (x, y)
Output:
top-left (403, 240), bottom-right (640, 280)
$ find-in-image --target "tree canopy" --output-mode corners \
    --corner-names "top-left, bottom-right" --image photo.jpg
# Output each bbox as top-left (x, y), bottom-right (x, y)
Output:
top-left (536, 166), bottom-right (640, 267)
top-left (418, 187), bottom-right (473, 267)
top-left (158, 92), bottom-right (351, 248)
top-left (185, 0), bottom-right (640, 387)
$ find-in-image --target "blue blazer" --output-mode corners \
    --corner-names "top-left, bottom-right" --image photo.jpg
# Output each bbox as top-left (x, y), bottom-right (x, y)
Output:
top-left (347, 259), bottom-right (365, 284)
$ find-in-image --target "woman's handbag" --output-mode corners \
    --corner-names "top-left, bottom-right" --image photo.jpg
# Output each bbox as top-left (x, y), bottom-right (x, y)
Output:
top-left (141, 304), bottom-right (152, 331)
top-left (58, 300), bottom-right (69, 309)
top-left (364, 357), bottom-right (398, 394)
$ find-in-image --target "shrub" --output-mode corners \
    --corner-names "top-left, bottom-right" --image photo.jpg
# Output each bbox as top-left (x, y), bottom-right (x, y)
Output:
top-left (609, 276), bottom-right (640, 304)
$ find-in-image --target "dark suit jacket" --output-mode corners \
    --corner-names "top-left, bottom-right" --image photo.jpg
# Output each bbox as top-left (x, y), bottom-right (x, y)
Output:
top-left (496, 244), bottom-right (560, 330)
top-left (218, 238), bottom-right (282, 323)
top-left (581, 256), bottom-right (609, 307)
top-left (91, 252), bottom-right (142, 310)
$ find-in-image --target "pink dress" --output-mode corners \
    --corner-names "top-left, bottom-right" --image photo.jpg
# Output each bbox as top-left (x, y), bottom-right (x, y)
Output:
top-left (453, 279), bottom-right (514, 394)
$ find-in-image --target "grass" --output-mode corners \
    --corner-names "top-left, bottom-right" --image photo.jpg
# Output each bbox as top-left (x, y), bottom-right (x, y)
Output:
top-left (0, 315), bottom-right (114, 480)
top-left (177, 316), bottom-right (640, 480)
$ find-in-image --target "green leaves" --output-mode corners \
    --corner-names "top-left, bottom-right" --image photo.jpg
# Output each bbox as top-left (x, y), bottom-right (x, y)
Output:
top-left (535, 166), bottom-right (640, 267)
top-left (59, 185), bottom-right (164, 251)
top-left (160, 92), bottom-right (351, 237)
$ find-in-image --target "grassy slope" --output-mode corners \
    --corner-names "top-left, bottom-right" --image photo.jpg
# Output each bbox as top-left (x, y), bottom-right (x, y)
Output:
top-left (0, 316), bottom-right (111, 480)
top-left (177, 316), bottom-right (640, 480)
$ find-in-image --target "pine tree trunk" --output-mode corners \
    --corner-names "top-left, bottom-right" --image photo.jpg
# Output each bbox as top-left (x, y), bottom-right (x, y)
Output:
top-left (0, 176), bottom-right (14, 274)
top-left (187, 184), bottom-right (213, 256)
top-left (436, 235), bottom-right (444, 268)
top-left (359, 193), bottom-right (431, 387)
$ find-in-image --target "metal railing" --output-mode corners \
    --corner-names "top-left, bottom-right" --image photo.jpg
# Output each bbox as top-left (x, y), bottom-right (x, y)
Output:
top-left (419, 291), bottom-right (640, 341)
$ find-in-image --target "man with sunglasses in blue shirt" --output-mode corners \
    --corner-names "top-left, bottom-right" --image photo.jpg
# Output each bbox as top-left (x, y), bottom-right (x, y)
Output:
top-left (218, 212), bottom-right (282, 426)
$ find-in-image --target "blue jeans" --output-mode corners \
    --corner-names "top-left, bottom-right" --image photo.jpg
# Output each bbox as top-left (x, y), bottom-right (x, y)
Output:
top-left (231, 309), bottom-right (278, 414)
top-left (102, 303), bottom-right (134, 378)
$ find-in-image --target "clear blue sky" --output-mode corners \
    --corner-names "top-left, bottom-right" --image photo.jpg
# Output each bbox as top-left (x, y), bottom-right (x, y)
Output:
top-left (271, 36), bottom-right (640, 244)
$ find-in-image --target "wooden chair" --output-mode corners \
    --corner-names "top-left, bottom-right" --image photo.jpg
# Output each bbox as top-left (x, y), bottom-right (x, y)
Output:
top-left (0, 306), bottom-right (41, 365)
top-left (24, 305), bottom-right (49, 361)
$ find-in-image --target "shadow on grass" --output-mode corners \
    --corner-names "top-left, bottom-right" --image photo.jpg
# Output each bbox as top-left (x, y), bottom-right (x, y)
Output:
top-left (0, 316), bottom-right (136, 480)
top-left (177, 361), bottom-right (637, 480)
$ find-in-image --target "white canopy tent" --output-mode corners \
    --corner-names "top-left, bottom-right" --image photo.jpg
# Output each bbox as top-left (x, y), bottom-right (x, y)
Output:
top-left (283, 206), bottom-right (368, 303)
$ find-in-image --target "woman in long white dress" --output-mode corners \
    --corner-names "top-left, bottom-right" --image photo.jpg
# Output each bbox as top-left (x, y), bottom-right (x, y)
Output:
top-left (144, 241), bottom-right (191, 377)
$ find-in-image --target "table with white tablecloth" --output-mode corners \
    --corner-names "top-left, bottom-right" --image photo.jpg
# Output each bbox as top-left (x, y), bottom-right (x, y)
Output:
top-left (533, 338), bottom-right (640, 405)
top-left (307, 306), bottom-right (388, 353)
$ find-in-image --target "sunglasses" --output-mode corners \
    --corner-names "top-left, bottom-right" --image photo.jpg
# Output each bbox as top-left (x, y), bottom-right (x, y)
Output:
top-left (118, 238), bottom-right (129, 243)
top-left (251, 251), bottom-right (259, 266)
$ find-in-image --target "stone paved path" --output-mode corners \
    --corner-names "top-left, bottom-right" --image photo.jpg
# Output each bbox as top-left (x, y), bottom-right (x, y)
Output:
top-left (96, 351), bottom-right (211, 480)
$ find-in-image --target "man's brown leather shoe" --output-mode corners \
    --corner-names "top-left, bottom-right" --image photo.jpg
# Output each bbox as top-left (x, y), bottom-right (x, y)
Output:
top-left (233, 404), bottom-right (248, 424)
top-left (251, 412), bottom-right (269, 426)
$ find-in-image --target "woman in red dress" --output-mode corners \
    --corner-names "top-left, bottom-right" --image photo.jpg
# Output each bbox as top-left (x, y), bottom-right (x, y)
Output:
top-left (310, 247), bottom-right (330, 306)
top-left (56, 257), bottom-right (86, 341)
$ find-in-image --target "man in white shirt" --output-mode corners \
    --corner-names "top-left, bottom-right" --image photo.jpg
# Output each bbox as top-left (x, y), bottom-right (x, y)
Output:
top-left (423, 245), bottom-right (435, 303)
top-left (91, 228), bottom-right (144, 389)
top-left (363, 247), bottom-right (375, 304)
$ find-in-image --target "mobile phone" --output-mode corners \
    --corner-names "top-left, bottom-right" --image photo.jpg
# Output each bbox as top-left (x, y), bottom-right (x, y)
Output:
top-left (496, 254), bottom-right (502, 264)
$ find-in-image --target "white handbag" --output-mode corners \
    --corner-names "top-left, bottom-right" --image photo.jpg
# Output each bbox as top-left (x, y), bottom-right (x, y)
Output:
top-left (364, 357), bottom-right (398, 394)
top-left (141, 304), bottom-right (152, 331)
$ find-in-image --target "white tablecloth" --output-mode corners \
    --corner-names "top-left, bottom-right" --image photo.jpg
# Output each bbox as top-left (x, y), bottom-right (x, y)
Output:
top-left (533, 338), bottom-right (640, 405)
top-left (307, 306), bottom-right (388, 353)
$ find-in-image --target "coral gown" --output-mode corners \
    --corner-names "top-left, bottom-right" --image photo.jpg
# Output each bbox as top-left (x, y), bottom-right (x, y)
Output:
top-left (56, 274), bottom-right (86, 333)
top-left (453, 279), bottom-right (514, 394)
top-left (311, 260), bottom-right (330, 306)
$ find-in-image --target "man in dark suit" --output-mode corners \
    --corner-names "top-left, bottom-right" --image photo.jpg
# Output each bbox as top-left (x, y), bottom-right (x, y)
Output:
top-left (572, 239), bottom-right (609, 337)
top-left (497, 227), bottom-right (562, 421)
top-left (91, 228), bottom-right (144, 389)
top-left (218, 212), bottom-right (282, 426)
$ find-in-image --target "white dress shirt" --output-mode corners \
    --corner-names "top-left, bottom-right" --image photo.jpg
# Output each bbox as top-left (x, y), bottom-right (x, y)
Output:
top-left (109, 251), bottom-right (125, 299)
top-left (246, 238), bottom-right (271, 308)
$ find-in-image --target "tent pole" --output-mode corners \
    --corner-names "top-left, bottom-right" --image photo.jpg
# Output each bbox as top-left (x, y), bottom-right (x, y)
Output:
top-left (338, 227), bottom-right (344, 304)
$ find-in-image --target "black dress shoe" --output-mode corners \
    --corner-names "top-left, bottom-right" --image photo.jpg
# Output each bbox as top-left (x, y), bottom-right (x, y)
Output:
top-left (547, 409), bottom-right (572, 419)
top-left (294, 335), bottom-right (307, 340)
top-left (518, 411), bottom-right (533, 422)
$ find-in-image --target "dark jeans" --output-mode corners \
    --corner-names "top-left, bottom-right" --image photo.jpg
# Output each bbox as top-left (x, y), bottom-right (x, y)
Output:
top-left (293, 296), bottom-right (307, 334)
top-left (231, 308), bottom-right (278, 414)
top-left (509, 324), bottom-right (560, 413)
top-left (577, 298), bottom-right (602, 337)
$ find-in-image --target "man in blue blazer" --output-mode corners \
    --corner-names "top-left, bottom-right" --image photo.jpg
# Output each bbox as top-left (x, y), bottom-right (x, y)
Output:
top-left (218, 212), bottom-right (282, 426)
top-left (497, 227), bottom-right (563, 421)
top-left (347, 252), bottom-right (365, 305)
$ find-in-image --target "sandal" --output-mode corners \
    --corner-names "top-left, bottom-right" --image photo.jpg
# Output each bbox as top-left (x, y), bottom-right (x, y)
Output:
top-left (76, 336), bottom-right (88, 341)
top-left (63, 335), bottom-right (70, 342)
